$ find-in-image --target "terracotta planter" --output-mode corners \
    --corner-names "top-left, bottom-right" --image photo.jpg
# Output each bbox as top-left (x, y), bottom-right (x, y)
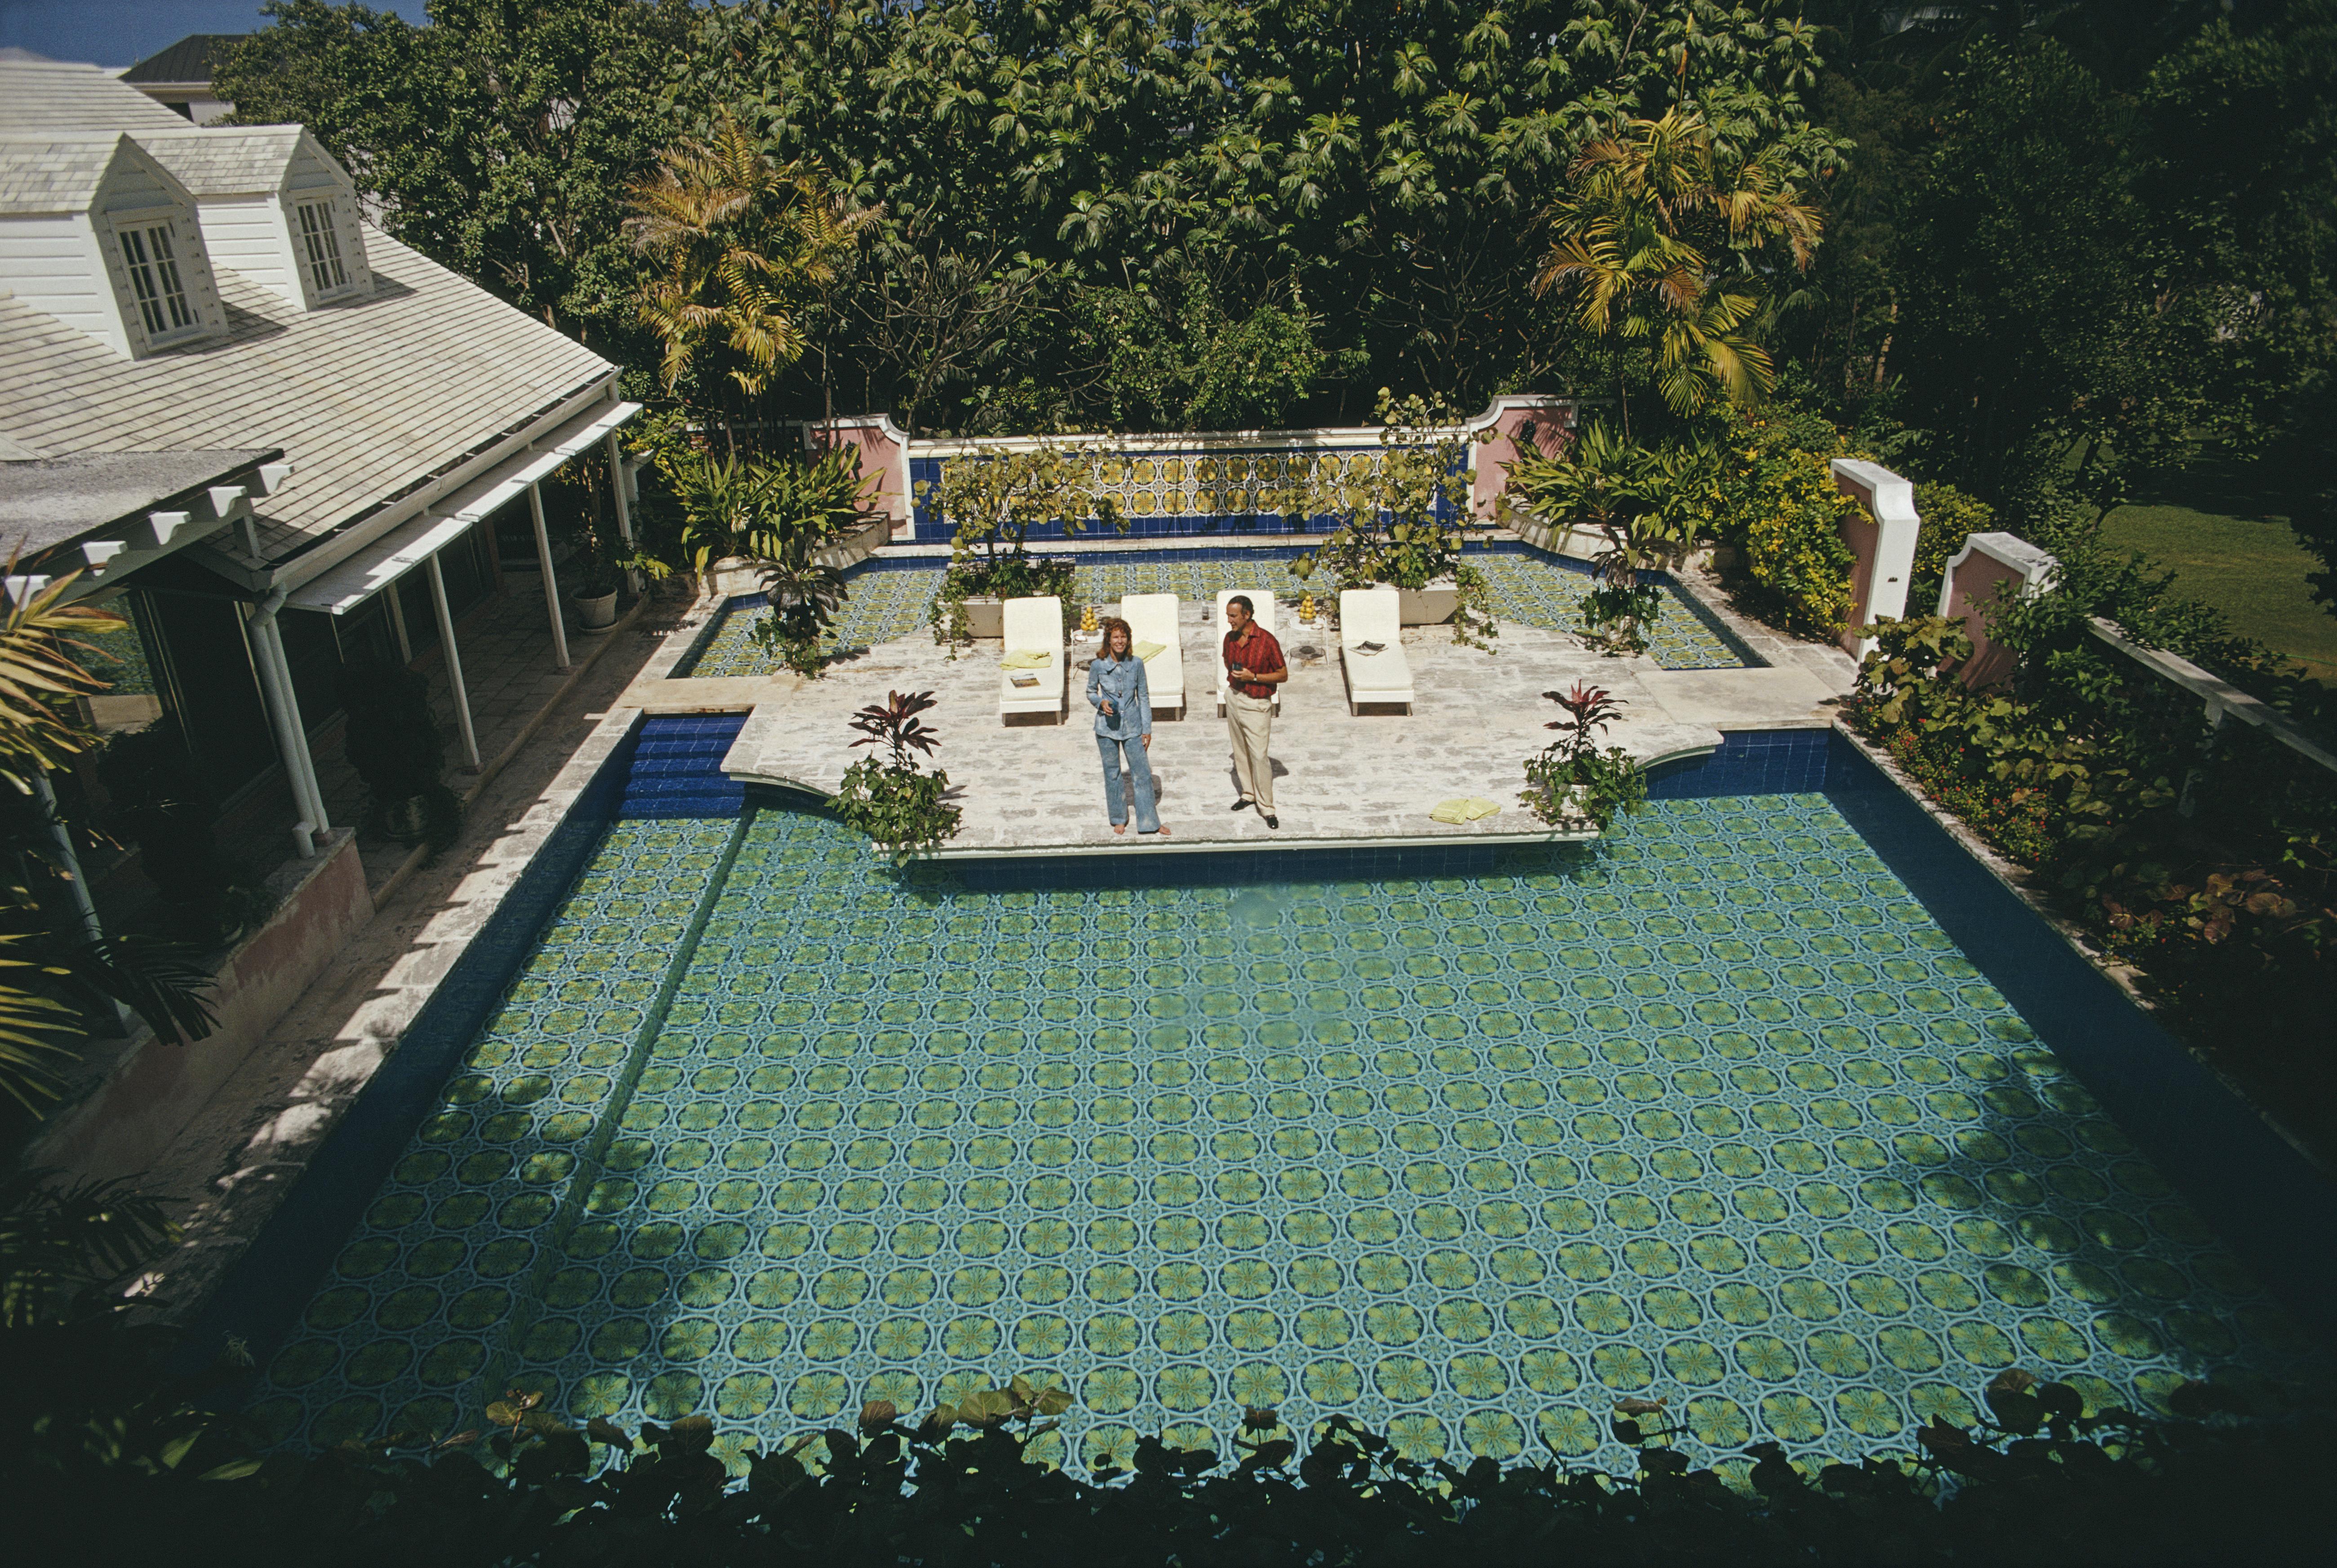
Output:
top-left (572, 589), bottom-right (619, 630)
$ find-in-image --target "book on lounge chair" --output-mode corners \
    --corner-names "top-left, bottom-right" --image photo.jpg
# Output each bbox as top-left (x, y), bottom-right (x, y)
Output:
top-left (1356, 640), bottom-right (1386, 654)
top-left (1009, 673), bottom-right (1040, 688)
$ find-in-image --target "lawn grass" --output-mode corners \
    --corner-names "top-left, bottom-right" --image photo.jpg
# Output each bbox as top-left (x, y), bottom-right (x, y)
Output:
top-left (2100, 501), bottom-right (2337, 683)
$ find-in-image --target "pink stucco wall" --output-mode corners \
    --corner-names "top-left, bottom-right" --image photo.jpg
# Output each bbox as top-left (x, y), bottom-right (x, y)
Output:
top-left (1943, 553), bottom-right (2027, 688)
top-left (1471, 398), bottom-right (1574, 519)
top-left (1836, 471), bottom-right (1884, 654)
top-left (809, 420), bottom-right (909, 533)
top-left (32, 830), bottom-right (374, 1182)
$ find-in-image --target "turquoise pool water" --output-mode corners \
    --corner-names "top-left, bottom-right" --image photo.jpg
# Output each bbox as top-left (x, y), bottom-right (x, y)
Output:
top-left (680, 549), bottom-right (1753, 676)
top-left (250, 791), bottom-right (2310, 1477)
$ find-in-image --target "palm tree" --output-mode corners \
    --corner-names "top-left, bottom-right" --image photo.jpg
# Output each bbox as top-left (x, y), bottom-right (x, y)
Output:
top-left (624, 112), bottom-right (880, 444)
top-left (1535, 109), bottom-right (1823, 426)
top-left (0, 571), bottom-right (216, 1115)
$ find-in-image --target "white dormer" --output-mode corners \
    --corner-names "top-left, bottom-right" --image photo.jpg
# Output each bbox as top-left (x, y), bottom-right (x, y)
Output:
top-left (0, 132), bottom-right (227, 357)
top-left (132, 125), bottom-right (372, 310)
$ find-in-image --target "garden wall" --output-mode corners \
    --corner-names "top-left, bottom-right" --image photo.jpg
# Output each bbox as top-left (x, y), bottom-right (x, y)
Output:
top-left (29, 829), bottom-right (373, 1182)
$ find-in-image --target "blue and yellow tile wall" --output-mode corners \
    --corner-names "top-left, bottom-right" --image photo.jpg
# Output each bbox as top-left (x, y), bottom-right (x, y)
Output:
top-left (251, 794), bottom-right (2315, 1479)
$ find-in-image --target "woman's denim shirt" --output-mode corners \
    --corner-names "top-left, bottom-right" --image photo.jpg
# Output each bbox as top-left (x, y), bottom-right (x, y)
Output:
top-left (1087, 652), bottom-right (1153, 740)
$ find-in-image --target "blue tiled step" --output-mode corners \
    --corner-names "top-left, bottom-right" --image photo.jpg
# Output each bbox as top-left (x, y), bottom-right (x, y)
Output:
top-left (617, 713), bottom-right (750, 819)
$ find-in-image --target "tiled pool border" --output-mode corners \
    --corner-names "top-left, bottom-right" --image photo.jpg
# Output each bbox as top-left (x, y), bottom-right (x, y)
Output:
top-left (666, 540), bottom-right (1765, 680)
top-left (177, 720), bottom-right (2337, 1387)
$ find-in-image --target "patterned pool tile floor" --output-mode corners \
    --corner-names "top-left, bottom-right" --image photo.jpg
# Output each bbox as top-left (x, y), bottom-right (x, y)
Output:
top-left (253, 797), bottom-right (2315, 1477)
top-left (678, 552), bottom-right (1749, 678)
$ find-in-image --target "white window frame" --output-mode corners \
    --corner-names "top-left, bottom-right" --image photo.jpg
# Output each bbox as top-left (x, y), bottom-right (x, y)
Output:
top-left (115, 219), bottom-right (203, 346)
top-left (295, 199), bottom-right (355, 299)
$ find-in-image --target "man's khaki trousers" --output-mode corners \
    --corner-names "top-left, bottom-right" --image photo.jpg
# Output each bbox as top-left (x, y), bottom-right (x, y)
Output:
top-left (1226, 690), bottom-right (1275, 812)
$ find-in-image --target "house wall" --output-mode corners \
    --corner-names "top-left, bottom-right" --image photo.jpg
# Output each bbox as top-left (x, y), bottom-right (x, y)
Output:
top-left (29, 828), bottom-right (374, 1182)
top-left (0, 212), bottom-right (122, 352)
top-left (92, 151), bottom-right (227, 354)
top-left (192, 193), bottom-right (299, 303)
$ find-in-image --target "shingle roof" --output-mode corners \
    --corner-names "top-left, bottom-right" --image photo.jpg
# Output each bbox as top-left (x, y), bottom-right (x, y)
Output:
top-left (0, 449), bottom-right (278, 553)
top-left (121, 35), bottom-right (246, 88)
top-left (0, 227), bottom-right (617, 582)
top-left (134, 125), bottom-right (306, 196)
top-left (0, 133), bottom-right (130, 215)
top-left (0, 60), bottom-right (195, 135)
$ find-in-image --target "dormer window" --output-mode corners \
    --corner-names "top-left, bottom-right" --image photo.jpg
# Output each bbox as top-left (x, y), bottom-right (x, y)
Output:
top-left (117, 220), bottom-right (199, 340)
top-left (296, 200), bottom-right (352, 296)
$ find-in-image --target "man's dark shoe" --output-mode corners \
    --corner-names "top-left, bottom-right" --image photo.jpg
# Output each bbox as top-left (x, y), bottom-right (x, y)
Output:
top-left (1230, 799), bottom-right (1252, 812)
top-left (1263, 814), bottom-right (1280, 830)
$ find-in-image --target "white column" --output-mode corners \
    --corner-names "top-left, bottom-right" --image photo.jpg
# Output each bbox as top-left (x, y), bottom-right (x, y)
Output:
top-left (606, 430), bottom-right (640, 596)
top-left (258, 615), bottom-right (331, 837)
top-left (387, 578), bottom-right (413, 663)
top-left (529, 480), bottom-right (572, 670)
top-left (428, 552), bottom-right (482, 772)
top-left (244, 605), bottom-right (321, 857)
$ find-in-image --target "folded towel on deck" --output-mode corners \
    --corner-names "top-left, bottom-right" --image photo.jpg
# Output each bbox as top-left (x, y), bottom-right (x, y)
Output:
top-left (1428, 797), bottom-right (1502, 824)
top-left (1001, 648), bottom-right (1055, 669)
top-left (1133, 640), bottom-right (1167, 661)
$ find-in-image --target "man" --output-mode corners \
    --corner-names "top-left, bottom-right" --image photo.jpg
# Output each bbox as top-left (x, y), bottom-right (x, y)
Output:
top-left (1222, 595), bottom-right (1289, 828)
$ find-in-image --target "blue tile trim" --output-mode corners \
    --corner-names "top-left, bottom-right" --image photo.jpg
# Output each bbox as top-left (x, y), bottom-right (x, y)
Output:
top-left (1646, 728), bottom-right (1833, 798)
top-left (171, 712), bottom-right (653, 1377)
top-left (1821, 729), bottom-right (2337, 1346)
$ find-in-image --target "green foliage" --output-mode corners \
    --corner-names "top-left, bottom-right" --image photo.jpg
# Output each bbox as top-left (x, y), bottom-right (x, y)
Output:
top-left (1663, 404), bottom-right (1862, 641)
top-left (1509, 422), bottom-right (1706, 653)
top-left (831, 691), bottom-right (961, 864)
top-left (1519, 682), bottom-right (1647, 831)
top-left (1061, 270), bottom-right (1338, 434)
top-left (1910, 479), bottom-right (1995, 613)
top-left (1535, 108), bottom-right (1824, 422)
top-left (7, 1332), bottom-right (2331, 1568)
top-left (1290, 392), bottom-right (1494, 646)
top-left (922, 444), bottom-right (1122, 648)
top-left (334, 663), bottom-right (461, 851)
top-left (0, 1170), bottom-right (177, 1331)
top-left (218, 0), bottom-right (697, 362)
top-left (1847, 586), bottom-right (2337, 1152)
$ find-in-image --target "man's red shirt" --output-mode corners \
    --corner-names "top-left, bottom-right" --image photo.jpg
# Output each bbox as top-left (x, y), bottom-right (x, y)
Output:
top-left (1222, 623), bottom-right (1285, 701)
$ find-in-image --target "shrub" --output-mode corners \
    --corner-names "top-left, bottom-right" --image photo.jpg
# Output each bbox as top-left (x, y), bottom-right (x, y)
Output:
top-left (1910, 479), bottom-right (1994, 612)
top-left (335, 663), bottom-right (461, 851)
top-left (1519, 681), bottom-right (1648, 830)
top-left (830, 690), bottom-right (961, 864)
top-left (1669, 405), bottom-right (1862, 640)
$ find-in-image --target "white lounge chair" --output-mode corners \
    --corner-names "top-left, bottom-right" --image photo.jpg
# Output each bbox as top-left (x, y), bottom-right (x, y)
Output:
top-left (1214, 589), bottom-right (1282, 718)
top-left (1120, 592), bottom-right (1186, 720)
top-left (1339, 587), bottom-right (1414, 715)
top-left (999, 595), bottom-right (1065, 721)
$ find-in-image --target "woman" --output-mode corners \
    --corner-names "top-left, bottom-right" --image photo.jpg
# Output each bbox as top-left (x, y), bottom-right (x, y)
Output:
top-left (1086, 616), bottom-right (1169, 836)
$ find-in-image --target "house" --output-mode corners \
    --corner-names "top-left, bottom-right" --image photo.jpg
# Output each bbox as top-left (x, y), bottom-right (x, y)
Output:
top-left (0, 57), bottom-right (640, 832)
top-left (0, 55), bottom-right (648, 1176)
top-left (120, 33), bottom-right (246, 125)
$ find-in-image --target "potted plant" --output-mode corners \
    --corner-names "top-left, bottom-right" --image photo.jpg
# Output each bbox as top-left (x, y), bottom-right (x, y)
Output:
top-left (1519, 681), bottom-right (1647, 831)
top-left (1290, 391), bottom-right (1494, 644)
top-left (919, 443), bottom-right (1123, 649)
top-left (568, 526), bottom-right (623, 631)
top-left (1506, 423), bottom-right (1706, 655)
top-left (831, 690), bottom-right (962, 864)
top-left (98, 723), bottom-right (271, 946)
top-left (335, 662), bottom-right (462, 850)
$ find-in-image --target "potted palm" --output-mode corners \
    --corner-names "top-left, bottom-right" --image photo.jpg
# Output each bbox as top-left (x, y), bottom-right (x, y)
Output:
top-left (568, 526), bottom-right (622, 631)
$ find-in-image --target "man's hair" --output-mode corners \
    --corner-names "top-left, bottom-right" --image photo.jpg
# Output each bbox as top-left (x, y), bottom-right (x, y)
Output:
top-left (1227, 595), bottom-right (1254, 617)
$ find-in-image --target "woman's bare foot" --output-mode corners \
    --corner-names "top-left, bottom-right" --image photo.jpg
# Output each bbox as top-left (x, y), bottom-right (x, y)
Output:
top-left (1112, 822), bottom-right (1127, 835)
top-left (1147, 824), bottom-right (1171, 837)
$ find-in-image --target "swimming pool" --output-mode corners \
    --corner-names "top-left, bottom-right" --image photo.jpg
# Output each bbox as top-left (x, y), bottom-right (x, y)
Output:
top-left (228, 722), bottom-right (2324, 1479)
top-left (675, 543), bottom-right (1759, 678)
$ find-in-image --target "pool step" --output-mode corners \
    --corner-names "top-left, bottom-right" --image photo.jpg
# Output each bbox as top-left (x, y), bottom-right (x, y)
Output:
top-left (619, 713), bottom-right (749, 817)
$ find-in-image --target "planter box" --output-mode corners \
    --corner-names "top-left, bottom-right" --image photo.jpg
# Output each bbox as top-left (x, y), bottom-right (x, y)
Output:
top-left (1397, 578), bottom-right (1459, 626)
top-left (960, 596), bottom-right (1005, 640)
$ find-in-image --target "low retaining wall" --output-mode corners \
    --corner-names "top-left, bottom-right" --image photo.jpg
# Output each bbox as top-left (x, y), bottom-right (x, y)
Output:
top-left (30, 830), bottom-right (373, 1182)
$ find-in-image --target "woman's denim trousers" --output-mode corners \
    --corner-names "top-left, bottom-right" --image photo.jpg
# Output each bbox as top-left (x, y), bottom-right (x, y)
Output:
top-left (1097, 735), bottom-right (1161, 832)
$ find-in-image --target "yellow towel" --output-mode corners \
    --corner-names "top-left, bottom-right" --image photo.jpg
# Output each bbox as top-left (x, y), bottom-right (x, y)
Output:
top-left (1430, 798), bottom-right (1502, 824)
top-left (1133, 640), bottom-right (1167, 661)
top-left (1001, 648), bottom-right (1054, 670)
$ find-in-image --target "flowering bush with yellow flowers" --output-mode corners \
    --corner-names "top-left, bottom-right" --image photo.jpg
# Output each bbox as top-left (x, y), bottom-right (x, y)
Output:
top-left (1672, 405), bottom-right (1861, 641)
